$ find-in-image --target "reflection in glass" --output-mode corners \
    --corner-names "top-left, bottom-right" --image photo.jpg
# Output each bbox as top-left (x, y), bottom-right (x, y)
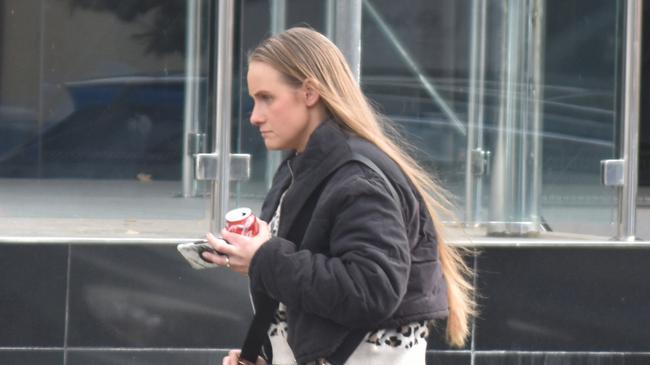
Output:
top-left (360, 0), bottom-right (622, 237)
top-left (0, 0), bottom-right (210, 238)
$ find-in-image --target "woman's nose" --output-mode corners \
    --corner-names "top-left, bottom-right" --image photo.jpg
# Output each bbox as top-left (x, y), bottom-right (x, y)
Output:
top-left (250, 106), bottom-right (264, 126)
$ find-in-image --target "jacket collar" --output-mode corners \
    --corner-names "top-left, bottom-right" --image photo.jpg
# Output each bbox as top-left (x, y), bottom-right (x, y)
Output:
top-left (289, 119), bottom-right (350, 178)
top-left (277, 119), bottom-right (353, 238)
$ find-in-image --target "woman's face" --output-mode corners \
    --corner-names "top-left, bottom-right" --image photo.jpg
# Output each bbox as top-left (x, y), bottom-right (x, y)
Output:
top-left (247, 61), bottom-right (316, 152)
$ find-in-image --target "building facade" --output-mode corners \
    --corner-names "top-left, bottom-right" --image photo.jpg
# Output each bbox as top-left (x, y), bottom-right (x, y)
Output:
top-left (1, 0), bottom-right (649, 364)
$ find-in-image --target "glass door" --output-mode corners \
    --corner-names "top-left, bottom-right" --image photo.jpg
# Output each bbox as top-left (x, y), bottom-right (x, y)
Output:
top-left (222, 1), bottom-right (334, 226)
top-left (359, 0), bottom-right (625, 239)
top-left (0, 0), bottom-right (214, 241)
top-left (216, 0), bottom-right (628, 240)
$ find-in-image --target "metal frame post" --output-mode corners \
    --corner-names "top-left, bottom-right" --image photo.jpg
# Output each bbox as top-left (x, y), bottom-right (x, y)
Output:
top-left (270, 0), bottom-right (286, 35)
top-left (618, 0), bottom-right (642, 241)
top-left (487, 0), bottom-right (544, 236)
top-left (210, 0), bottom-right (235, 232)
top-left (465, 0), bottom-right (488, 226)
top-left (182, 0), bottom-right (205, 197)
top-left (529, 0), bottom-right (545, 231)
top-left (325, 0), bottom-right (336, 39)
top-left (264, 0), bottom-right (287, 189)
top-left (334, 0), bottom-right (362, 81)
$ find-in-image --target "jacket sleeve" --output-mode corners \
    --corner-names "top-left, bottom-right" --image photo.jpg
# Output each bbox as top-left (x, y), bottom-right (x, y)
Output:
top-left (248, 170), bottom-right (411, 329)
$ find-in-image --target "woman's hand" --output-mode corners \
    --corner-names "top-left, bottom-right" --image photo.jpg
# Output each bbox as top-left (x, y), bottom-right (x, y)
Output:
top-left (202, 219), bottom-right (272, 275)
top-left (221, 349), bottom-right (267, 365)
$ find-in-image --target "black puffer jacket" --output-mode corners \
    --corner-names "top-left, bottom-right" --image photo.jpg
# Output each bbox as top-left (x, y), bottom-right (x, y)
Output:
top-left (249, 119), bottom-right (448, 364)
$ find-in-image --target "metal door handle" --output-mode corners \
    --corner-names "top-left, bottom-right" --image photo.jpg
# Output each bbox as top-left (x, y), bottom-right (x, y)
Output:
top-left (195, 153), bottom-right (251, 181)
top-left (600, 159), bottom-right (624, 187)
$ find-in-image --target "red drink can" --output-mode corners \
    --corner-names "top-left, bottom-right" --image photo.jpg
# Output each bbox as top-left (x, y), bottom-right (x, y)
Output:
top-left (225, 207), bottom-right (259, 237)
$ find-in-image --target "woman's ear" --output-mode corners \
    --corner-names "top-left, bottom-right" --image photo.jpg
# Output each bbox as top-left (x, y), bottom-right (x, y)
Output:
top-left (302, 79), bottom-right (321, 107)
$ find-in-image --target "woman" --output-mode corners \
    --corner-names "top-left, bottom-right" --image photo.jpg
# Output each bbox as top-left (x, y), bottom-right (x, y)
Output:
top-left (202, 27), bottom-right (475, 365)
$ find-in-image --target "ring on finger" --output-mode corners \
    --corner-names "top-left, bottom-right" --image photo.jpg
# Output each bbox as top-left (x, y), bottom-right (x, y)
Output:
top-left (224, 254), bottom-right (231, 268)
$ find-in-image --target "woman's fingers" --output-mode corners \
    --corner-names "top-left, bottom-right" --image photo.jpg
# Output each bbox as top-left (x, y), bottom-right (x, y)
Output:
top-left (200, 251), bottom-right (230, 267)
top-left (256, 219), bottom-right (272, 241)
top-left (204, 218), bottom-right (271, 274)
top-left (205, 233), bottom-right (235, 255)
top-left (201, 233), bottom-right (235, 268)
top-left (222, 353), bottom-right (231, 365)
top-left (220, 228), bottom-right (246, 246)
top-left (229, 350), bottom-right (241, 357)
top-left (221, 350), bottom-right (240, 365)
top-left (219, 347), bottom-right (266, 364)
top-left (219, 218), bottom-right (270, 246)
top-left (224, 350), bottom-right (243, 365)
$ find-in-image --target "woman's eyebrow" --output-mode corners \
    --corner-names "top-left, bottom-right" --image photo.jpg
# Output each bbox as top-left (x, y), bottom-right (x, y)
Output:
top-left (251, 90), bottom-right (270, 97)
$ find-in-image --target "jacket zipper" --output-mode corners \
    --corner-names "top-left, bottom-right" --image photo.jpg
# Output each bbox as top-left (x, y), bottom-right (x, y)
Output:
top-left (276, 159), bottom-right (295, 235)
top-left (247, 159), bottom-right (295, 360)
top-left (286, 159), bottom-right (296, 191)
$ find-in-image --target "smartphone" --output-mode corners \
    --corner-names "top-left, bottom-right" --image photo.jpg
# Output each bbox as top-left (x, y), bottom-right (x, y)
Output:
top-left (177, 238), bottom-right (226, 270)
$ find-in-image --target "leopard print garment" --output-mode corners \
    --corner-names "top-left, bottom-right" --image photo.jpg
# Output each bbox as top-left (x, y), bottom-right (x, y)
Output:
top-left (269, 317), bottom-right (431, 365)
top-left (363, 321), bottom-right (431, 349)
top-left (267, 191), bottom-right (430, 364)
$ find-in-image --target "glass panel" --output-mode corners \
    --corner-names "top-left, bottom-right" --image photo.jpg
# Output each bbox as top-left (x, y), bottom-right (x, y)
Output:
top-left (228, 0), bottom-right (624, 240)
top-left (230, 0), bottom-right (273, 214)
top-left (0, 0), bottom-right (211, 239)
top-left (535, 0), bottom-right (621, 237)
top-left (360, 0), bottom-right (623, 238)
top-left (230, 0), bottom-right (327, 213)
top-left (361, 0), bottom-right (471, 219)
top-left (640, 2), bottom-right (650, 239)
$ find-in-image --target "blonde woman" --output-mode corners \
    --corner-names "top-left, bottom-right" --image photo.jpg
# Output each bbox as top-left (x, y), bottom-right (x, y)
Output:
top-left (203, 27), bottom-right (475, 365)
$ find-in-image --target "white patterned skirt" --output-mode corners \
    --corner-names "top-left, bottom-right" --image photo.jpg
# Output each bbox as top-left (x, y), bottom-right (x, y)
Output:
top-left (268, 303), bottom-right (430, 365)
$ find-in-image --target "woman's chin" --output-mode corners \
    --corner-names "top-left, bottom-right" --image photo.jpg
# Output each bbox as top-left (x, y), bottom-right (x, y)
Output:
top-left (264, 142), bottom-right (284, 151)
top-left (263, 139), bottom-right (291, 151)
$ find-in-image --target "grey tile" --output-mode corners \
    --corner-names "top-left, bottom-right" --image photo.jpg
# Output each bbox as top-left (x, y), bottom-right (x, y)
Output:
top-left (426, 351), bottom-right (471, 365)
top-left (0, 245), bottom-right (68, 346)
top-left (475, 248), bottom-right (650, 351)
top-left (427, 254), bottom-right (477, 351)
top-left (475, 352), bottom-right (650, 365)
top-left (0, 350), bottom-right (63, 365)
top-left (67, 244), bottom-right (252, 347)
top-left (67, 349), bottom-right (227, 365)
top-left (427, 319), bottom-right (471, 351)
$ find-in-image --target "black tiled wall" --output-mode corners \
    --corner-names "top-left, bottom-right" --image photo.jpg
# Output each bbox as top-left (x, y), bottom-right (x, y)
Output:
top-left (67, 244), bottom-right (252, 348)
top-left (2, 244), bottom-right (650, 365)
top-left (475, 248), bottom-right (650, 351)
top-left (0, 350), bottom-right (63, 365)
top-left (426, 352), bottom-right (471, 365)
top-left (0, 244), bottom-right (67, 347)
top-left (474, 353), bottom-right (650, 365)
top-left (66, 350), bottom-right (228, 365)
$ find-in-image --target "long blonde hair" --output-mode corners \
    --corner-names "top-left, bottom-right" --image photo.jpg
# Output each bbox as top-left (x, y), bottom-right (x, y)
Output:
top-left (249, 27), bottom-right (475, 347)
